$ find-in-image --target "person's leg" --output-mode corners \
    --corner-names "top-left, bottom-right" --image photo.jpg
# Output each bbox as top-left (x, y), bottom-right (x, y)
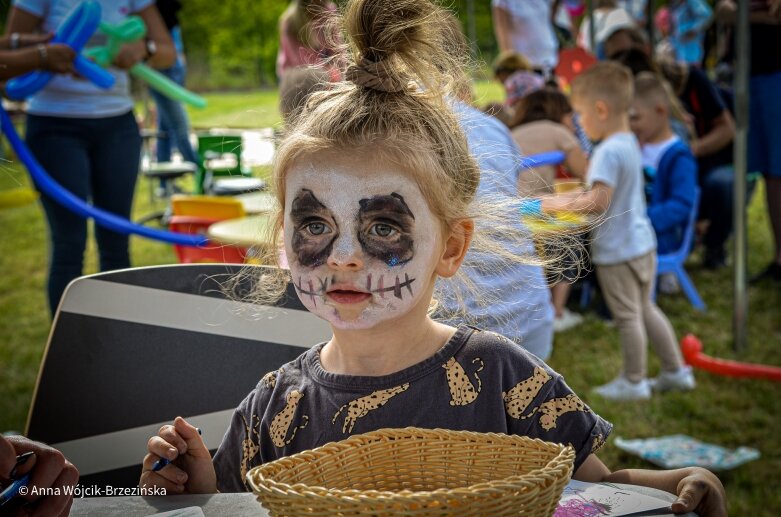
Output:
top-left (749, 71), bottom-right (781, 280)
top-left (766, 177), bottom-right (781, 265)
top-left (596, 262), bottom-right (647, 383)
top-left (25, 115), bottom-right (91, 314)
top-left (701, 165), bottom-right (734, 267)
top-left (636, 252), bottom-right (684, 372)
top-left (150, 61), bottom-right (199, 165)
top-left (89, 112), bottom-right (142, 272)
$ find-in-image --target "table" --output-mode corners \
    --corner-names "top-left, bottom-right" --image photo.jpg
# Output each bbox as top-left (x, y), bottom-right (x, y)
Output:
top-left (69, 484), bottom-right (697, 516)
top-left (206, 214), bottom-right (274, 249)
top-left (235, 191), bottom-right (276, 214)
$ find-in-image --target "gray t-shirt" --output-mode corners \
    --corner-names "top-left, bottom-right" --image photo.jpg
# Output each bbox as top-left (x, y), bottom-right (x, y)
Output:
top-left (588, 132), bottom-right (657, 265)
top-left (212, 326), bottom-right (612, 492)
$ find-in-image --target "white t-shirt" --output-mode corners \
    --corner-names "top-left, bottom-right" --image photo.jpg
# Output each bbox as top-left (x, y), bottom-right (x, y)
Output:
top-left (14, 0), bottom-right (154, 118)
top-left (491, 0), bottom-right (559, 69)
top-left (641, 135), bottom-right (679, 171)
top-left (588, 132), bottom-right (656, 265)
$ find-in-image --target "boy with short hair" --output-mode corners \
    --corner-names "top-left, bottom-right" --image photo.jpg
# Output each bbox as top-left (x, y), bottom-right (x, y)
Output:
top-left (631, 72), bottom-right (698, 293)
top-left (538, 62), bottom-right (695, 400)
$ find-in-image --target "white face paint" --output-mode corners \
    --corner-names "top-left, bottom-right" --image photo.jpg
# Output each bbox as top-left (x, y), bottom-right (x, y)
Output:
top-left (284, 152), bottom-right (441, 330)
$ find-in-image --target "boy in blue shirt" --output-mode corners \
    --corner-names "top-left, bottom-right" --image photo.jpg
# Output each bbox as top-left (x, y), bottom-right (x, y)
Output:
top-left (630, 72), bottom-right (698, 293)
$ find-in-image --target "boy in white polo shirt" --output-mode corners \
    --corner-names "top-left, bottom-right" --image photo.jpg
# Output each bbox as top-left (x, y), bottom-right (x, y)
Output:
top-left (538, 62), bottom-right (695, 401)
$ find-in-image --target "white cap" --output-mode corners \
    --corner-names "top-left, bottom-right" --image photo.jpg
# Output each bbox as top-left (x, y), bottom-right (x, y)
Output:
top-left (595, 8), bottom-right (637, 46)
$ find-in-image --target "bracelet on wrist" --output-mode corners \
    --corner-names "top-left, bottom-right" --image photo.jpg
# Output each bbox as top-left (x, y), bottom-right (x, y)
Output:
top-left (37, 43), bottom-right (48, 69)
top-left (10, 32), bottom-right (20, 50)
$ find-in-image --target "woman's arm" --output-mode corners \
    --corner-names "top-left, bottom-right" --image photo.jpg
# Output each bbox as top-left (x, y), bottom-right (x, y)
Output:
top-left (112, 4), bottom-right (175, 70)
top-left (5, 6), bottom-right (44, 35)
top-left (492, 5), bottom-right (513, 53)
top-left (575, 454), bottom-right (727, 517)
top-left (690, 110), bottom-right (734, 158)
top-left (0, 44), bottom-right (75, 79)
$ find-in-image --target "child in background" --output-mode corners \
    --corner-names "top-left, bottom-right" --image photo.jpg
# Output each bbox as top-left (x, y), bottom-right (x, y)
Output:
top-left (631, 72), bottom-right (698, 294)
top-left (491, 50), bottom-right (545, 122)
top-left (511, 89), bottom-right (588, 197)
top-left (139, 4), bottom-right (724, 515)
top-left (510, 88), bottom-right (589, 332)
top-left (539, 62), bottom-right (695, 400)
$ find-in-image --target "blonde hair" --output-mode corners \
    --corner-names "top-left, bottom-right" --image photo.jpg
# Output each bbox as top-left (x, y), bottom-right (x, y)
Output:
top-left (242, 0), bottom-right (479, 305)
top-left (232, 0), bottom-right (581, 320)
top-left (571, 61), bottom-right (634, 114)
top-left (633, 71), bottom-right (694, 138)
top-left (493, 50), bottom-right (532, 77)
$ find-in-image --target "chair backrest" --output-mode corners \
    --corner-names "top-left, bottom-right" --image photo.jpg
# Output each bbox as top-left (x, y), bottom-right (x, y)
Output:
top-left (26, 264), bottom-right (331, 489)
top-left (171, 195), bottom-right (246, 219)
top-left (662, 187), bottom-right (701, 262)
top-left (168, 215), bottom-right (248, 263)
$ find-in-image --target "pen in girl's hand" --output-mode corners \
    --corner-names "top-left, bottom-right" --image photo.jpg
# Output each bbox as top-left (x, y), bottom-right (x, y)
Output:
top-left (152, 427), bottom-right (202, 472)
top-left (0, 473), bottom-right (31, 507)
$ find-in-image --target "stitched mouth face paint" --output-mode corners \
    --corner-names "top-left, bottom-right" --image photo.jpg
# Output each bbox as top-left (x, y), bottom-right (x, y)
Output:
top-left (284, 152), bottom-right (441, 329)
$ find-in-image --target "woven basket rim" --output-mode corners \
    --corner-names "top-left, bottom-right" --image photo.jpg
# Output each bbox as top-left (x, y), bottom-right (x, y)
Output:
top-left (247, 427), bottom-right (575, 501)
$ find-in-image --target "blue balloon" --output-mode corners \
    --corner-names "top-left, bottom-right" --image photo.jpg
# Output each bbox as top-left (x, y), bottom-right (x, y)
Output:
top-left (0, 104), bottom-right (208, 247)
top-left (5, 1), bottom-right (115, 100)
top-left (522, 150), bottom-right (566, 168)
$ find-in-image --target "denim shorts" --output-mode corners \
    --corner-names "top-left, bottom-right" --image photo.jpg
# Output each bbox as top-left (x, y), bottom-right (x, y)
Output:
top-left (748, 71), bottom-right (781, 178)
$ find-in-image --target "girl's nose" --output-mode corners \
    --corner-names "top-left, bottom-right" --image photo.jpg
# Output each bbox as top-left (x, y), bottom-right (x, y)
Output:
top-left (327, 233), bottom-right (364, 271)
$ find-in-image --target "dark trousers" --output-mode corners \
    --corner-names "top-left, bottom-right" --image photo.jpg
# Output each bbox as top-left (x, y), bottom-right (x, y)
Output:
top-left (26, 112), bottom-right (141, 314)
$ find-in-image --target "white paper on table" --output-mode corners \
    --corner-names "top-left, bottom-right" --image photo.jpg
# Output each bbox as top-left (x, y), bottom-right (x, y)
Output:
top-left (554, 480), bottom-right (671, 516)
top-left (145, 506), bottom-right (206, 517)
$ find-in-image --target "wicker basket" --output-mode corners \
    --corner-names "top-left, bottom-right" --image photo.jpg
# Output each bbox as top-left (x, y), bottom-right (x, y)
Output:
top-left (247, 427), bottom-right (574, 516)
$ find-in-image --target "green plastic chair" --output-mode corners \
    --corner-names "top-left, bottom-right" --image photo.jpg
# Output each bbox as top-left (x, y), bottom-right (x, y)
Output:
top-left (195, 133), bottom-right (252, 194)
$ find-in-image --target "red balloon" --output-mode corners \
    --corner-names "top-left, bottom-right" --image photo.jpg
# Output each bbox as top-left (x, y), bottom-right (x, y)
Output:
top-left (681, 334), bottom-right (781, 381)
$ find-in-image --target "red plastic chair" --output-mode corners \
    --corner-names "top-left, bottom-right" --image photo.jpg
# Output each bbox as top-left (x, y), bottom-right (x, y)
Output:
top-left (168, 215), bottom-right (247, 263)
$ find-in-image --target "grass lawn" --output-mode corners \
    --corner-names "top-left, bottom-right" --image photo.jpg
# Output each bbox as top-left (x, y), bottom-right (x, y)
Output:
top-left (2, 83), bottom-right (780, 515)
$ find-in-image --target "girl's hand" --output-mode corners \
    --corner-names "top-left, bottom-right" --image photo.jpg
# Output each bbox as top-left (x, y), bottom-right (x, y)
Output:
top-left (112, 40), bottom-right (146, 70)
top-left (140, 416), bottom-right (217, 494)
top-left (671, 467), bottom-right (727, 517)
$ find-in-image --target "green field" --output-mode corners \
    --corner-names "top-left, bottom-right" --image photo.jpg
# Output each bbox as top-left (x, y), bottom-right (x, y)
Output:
top-left (1, 84), bottom-right (780, 515)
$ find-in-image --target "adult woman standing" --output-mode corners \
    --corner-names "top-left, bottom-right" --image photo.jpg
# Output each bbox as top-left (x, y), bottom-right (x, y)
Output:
top-left (5, 0), bottom-right (175, 314)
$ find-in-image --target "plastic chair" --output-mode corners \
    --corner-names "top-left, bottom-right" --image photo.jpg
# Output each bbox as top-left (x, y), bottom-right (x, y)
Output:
top-left (195, 133), bottom-right (252, 194)
top-left (26, 264), bottom-right (331, 488)
top-left (169, 195), bottom-right (248, 263)
top-left (655, 189), bottom-right (706, 311)
top-left (171, 194), bottom-right (246, 219)
top-left (168, 215), bottom-right (247, 263)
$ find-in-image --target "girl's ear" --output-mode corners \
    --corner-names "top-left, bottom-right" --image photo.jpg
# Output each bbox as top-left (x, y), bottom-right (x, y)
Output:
top-left (436, 219), bottom-right (474, 278)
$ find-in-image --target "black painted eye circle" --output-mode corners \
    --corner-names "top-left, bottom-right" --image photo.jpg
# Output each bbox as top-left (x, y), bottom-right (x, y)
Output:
top-left (306, 222), bottom-right (330, 235)
top-left (370, 223), bottom-right (395, 237)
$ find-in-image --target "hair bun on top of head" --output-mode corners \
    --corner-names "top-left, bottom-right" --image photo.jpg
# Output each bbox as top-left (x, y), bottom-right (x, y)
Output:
top-left (346, 56), bottom-right (410, 93)
top-left (342, 0), bottom-right (459, 96)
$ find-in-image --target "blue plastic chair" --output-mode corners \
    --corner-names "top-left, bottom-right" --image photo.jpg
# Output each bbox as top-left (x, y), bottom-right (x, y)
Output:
top-left (655, 188), bottom-right (706, 311)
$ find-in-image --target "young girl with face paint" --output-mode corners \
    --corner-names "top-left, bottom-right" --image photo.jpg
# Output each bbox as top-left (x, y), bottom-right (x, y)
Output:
top-left (139, 1), bottom-right (726, 513)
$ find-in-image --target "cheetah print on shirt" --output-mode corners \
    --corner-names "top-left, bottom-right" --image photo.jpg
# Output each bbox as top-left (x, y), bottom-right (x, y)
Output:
top-left (503, 366), bottom-right (551, 418)
top-left (269, 390), bottom-right (309, 447)
top-left (332, 383), bottom-right (410, 434)
top-left (442, 357), bottom-right (484, 406)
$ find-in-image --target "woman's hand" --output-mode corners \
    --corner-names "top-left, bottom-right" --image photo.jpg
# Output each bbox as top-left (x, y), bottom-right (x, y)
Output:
top-left (671, 467), bottom-right (727, 517)
top-left (0, 434), bottom-right (79, 517)
top-left (43, 43), bottom-right (76, 74)
top-left (140, 416), bottom-right (217, 494)
top-left (112, 40), bottom-right (147, 70)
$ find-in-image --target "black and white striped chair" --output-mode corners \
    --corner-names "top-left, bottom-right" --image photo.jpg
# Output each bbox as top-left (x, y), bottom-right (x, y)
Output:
top-left (25, 264), bottom-right (330, 489)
